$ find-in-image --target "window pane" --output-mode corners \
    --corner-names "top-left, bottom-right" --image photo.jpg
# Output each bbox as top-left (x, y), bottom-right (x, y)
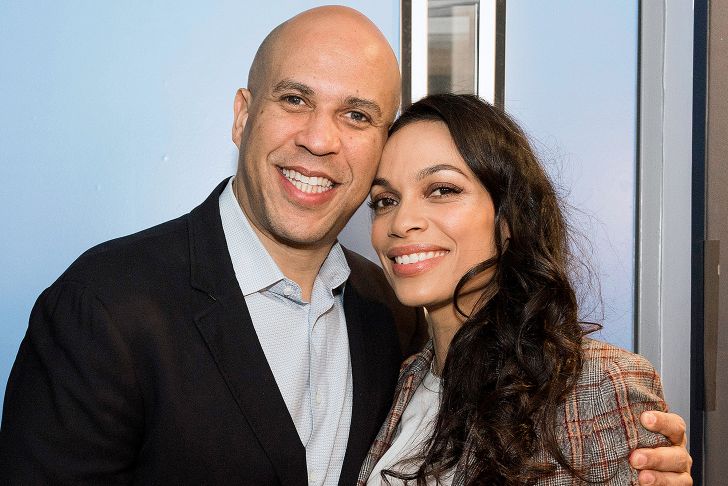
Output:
top-left (428, 2), bottom-right (478, 94)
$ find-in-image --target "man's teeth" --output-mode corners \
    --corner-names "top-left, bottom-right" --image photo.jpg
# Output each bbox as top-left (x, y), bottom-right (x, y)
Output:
top-left (282, 168), bottom-right (334, 194)
top-left (394, 251), bottom-right (448, 265)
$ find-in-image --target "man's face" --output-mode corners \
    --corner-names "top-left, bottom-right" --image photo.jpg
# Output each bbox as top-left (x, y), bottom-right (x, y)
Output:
top-left (234, 19), bottom-right (400, 251)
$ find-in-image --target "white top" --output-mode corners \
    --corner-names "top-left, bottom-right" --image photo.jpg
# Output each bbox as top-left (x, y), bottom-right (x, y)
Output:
top-left (219, 177), bottom-right (353, 486)
top-left (366, 368), bottom-right (452, 486)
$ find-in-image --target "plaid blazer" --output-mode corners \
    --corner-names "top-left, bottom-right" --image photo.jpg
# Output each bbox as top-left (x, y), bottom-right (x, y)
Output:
top-left (358, 338), bottom-right (670, 485)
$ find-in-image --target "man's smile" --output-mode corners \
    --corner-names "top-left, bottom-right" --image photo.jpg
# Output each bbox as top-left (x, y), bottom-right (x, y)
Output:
top-left (281, 168), bottom-right (335, 194)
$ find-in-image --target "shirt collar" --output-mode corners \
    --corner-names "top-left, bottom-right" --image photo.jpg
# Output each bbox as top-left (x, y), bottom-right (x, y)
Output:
top-left (219, 176), bottom-right (350, 296)
top-left (316, 240), bottom-right (350, 296)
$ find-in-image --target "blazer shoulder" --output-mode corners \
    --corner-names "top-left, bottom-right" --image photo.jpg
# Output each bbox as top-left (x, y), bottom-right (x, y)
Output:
top-left (58, 214), bottom-right (191, 289)
top-left (58, 179), bottom-right (229, 290)
top-left (342, 248), bottom-right (388, 291)
top-left (579, 338), bottom-right (661, 387)
top-left (548, 338), bottom-right (669, 484)
top-left (342, 247), bottom-right (429, 357)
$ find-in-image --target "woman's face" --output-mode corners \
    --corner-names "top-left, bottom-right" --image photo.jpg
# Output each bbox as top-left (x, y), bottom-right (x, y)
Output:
top-left (370, 120), bottom-right (498, 311)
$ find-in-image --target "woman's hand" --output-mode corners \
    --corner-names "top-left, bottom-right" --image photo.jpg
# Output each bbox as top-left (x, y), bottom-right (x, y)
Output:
top-left (630, 411), bottom-right (692, 485)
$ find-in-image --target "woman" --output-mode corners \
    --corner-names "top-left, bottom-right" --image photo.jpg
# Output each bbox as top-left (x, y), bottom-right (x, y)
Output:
top-left (359, 93), bottom-right (668, 485)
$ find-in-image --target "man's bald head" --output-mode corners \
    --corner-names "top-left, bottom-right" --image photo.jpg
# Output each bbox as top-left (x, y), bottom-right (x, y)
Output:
top-left (247, 6), bottom-right (401, 123)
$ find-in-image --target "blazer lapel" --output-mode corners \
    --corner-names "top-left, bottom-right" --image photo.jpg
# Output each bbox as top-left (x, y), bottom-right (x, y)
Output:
top-left (356, 341), bottom-right (435, 485)
top-left (187, 181), bottom-right (307, 486)
top-left (339, 282), bottom-right (380, 485)
top-left (340, 248), bottom-right (426, 486)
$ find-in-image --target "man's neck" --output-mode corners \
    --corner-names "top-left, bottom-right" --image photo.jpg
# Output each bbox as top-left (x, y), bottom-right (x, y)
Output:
top-left (254, 232), bottom-right (333, 302)
top-left (232, 178), bottom-right (336, 301)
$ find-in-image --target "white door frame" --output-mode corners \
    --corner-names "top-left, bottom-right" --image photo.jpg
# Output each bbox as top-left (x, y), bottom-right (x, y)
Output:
top-left (635, 0), bottom-right (694, 444)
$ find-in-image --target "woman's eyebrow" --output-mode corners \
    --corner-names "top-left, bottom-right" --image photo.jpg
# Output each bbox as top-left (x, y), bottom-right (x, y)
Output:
top-left (415, 164), bottom-right (466, 181)
top-left (371, 177), bottom-right (391, 189)
top-left (372, 164), bottom-right (466, 188)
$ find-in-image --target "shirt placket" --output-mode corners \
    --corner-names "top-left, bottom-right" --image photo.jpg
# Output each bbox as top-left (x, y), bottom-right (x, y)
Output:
top-left (307, 290), bottom-right (338, 485)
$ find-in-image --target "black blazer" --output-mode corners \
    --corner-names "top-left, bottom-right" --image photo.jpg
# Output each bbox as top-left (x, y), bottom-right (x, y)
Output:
top-left (0, 180), bottom-right (427, 485)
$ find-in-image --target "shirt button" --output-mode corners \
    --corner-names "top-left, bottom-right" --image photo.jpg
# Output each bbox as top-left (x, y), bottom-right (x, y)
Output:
top-left (283, 287), bottom-right (293, 296)
top-left (309, 471), bottom-right (318, 483)
top-left (316, 393), bottom-right (322, 404)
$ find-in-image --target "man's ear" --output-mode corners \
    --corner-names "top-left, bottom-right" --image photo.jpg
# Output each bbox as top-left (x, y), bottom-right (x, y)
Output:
top-left (232, 88), bottom-right (252, 148)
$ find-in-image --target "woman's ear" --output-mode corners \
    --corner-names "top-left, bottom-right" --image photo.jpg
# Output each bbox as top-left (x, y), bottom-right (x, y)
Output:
top-left (500, 218), bottom-right (511, 248)
top-left (232, 88), bottom-right (252, 148)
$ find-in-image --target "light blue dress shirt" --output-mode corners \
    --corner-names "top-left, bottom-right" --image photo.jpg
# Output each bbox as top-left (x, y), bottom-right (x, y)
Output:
top-left (219, 177), bottom-right (354, 486)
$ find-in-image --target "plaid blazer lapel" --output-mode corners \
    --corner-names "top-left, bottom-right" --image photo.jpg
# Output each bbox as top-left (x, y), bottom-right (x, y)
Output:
top-left (357, 340), bottom-right (435, 485)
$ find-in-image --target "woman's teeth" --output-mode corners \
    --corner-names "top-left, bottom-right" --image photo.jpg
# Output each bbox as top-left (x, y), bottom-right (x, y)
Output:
top-left (282, 168), bottom-right (334, 194)
top-left (394, 251), bottom-right (447, 265)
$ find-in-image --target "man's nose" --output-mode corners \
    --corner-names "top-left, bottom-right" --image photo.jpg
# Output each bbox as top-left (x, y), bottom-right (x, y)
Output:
top-left (294, 111), bottom-right (342, 156)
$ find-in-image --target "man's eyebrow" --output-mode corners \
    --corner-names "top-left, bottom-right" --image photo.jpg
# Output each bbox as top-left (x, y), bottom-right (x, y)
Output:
top-left (416, 164), bottom-right (466, 181)
top-left (344, 97), bottom-right (382, 119)
top-left (272, 79), bottom-right (314, 96)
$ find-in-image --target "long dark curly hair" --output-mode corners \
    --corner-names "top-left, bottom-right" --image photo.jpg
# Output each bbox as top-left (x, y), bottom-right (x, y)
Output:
top-left (381, 93), bottom-right (600, 485)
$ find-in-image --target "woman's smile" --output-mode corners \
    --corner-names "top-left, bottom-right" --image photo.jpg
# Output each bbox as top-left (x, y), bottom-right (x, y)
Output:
top-left (387, 245), bottom-right (449, 277)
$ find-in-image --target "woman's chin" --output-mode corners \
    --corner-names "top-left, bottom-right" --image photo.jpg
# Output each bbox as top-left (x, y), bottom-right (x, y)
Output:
top-left (392, 286), bottom-right (452, 311)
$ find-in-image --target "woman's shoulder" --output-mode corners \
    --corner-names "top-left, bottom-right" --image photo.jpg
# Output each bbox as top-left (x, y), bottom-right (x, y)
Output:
top-left (550, 338), bottom-right (669, 483)
top-left (571, 337), bottom-right (667, 431)
top-left (579, 337), bottom-right (660, 387)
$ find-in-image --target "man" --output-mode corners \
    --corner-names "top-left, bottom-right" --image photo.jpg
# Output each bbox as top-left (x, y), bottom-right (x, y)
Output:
top-left (0, 6), bottom-right (691, 486)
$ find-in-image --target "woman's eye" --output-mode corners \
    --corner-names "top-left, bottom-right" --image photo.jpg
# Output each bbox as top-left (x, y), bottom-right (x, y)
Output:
top-left (430, 185), bottom-right (461, 197)
top-left (368, 196), bottom-right (397, 210)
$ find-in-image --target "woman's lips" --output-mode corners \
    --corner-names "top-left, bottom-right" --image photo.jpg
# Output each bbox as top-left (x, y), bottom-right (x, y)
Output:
top-left (387, 246), bottom-right (449, 278)
top-left (392, 250), bottom-right (448, 265)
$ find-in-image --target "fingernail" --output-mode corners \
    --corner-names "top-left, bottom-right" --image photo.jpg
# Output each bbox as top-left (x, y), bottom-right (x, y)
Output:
top-left (642, 412), bottom-right (656, 427)
top-left (641, 471), bottom-right (655, 485)
top-left (632, 453), bottom-right (647, 467)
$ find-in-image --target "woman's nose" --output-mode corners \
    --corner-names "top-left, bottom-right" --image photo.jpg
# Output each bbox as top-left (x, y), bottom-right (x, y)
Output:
top-left (388, 199), bottom-right (428, 238)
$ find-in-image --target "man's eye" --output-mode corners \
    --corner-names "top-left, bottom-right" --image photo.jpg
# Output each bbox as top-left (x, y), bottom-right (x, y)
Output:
top-left (284, 95), bottom-right (304, 105)
top-left (347, 111), bottom-right (369, 123)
